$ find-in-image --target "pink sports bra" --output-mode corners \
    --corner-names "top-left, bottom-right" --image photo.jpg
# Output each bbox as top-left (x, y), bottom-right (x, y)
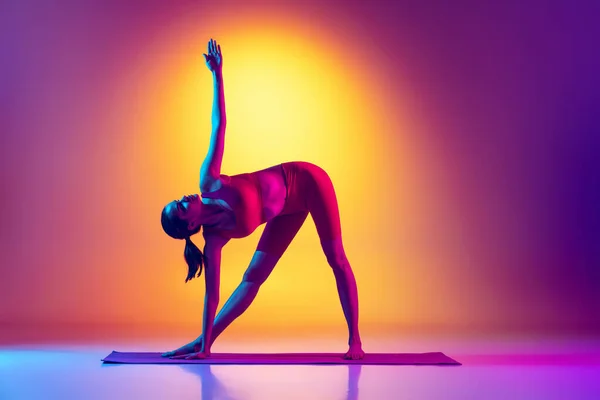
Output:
top-left (202, 173), bottom-right (266, 238)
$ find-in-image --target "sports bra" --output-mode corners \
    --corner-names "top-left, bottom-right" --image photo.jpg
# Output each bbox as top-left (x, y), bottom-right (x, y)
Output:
top-left (201, 173), bottom-right (266, 238)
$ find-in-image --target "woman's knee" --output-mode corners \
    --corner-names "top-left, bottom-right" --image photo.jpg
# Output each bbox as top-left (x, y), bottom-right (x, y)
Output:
top-left (321, 237), bottom-right (349, 271)
top-left (242, 251), bottom-right (280, 284)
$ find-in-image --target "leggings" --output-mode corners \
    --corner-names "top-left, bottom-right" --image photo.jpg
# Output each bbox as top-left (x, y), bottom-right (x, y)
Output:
top-left (256, 161), bottom-right (342, 258)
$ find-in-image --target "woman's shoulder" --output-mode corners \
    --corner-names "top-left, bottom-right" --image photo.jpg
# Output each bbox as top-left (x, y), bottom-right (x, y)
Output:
top-left (200, 174), bottom-right (231, 194)
top-left (202, 229), bottom-right (231, 248)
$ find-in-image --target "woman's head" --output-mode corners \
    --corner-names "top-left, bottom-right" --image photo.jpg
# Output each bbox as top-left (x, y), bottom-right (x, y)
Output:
top-left (161, 194), bottom-right (206, 282)
top-left (161, 194), bottom-right (203, 239)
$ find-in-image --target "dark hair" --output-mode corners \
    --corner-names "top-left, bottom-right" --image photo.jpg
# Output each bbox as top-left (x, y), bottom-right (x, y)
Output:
top-left (161, 206), bottom-right (207, 283)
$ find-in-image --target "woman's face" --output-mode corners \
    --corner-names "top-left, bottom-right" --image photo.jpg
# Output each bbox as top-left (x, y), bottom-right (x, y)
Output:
top-left (165, 194), bottom-right (203, 225)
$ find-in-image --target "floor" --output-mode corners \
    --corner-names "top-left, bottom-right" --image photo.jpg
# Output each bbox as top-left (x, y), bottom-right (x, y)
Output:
top-left (1, 335), bottom-right (599, 399)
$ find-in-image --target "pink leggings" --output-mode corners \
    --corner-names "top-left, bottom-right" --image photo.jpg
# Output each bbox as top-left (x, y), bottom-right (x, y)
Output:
top-left (256, 162), bottom-right (342, 258)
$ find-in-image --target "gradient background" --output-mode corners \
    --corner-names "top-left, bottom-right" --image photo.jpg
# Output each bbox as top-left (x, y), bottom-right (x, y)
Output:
top-left (1, 0), bottom-right (599, 343)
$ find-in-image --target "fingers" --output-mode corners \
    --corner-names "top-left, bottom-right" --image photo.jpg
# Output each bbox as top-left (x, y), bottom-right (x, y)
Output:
top-left (169, 352), bottom-right (206, 360)
top-left (162, 348), bottom-right (188, 357)
top-left (162, 350), bottom-right (186, 357)
top-left (207, 38), bottom-right (221, 56)
top-left (205, 38), bottom-right (222, 71)
top-left (172, 346), bottom-right (194, 357)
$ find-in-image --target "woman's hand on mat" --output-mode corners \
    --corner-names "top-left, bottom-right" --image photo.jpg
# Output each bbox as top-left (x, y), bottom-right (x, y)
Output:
top-left (344, 343), bottom-right (365, 360)
top-left (203, 38), bottom-right (222, 73)
top-left (170, 350), bottom-right (211, 360)
top-left (161, 336), bottom-right (204, 358)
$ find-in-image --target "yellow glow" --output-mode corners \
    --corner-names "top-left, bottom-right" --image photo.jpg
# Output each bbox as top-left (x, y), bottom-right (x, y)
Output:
top-left (108, 11), bottom-right (434, 335)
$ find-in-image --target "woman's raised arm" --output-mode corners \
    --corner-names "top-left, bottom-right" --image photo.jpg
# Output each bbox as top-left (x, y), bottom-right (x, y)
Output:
top-left (200, 38), bottom-right (226, 192)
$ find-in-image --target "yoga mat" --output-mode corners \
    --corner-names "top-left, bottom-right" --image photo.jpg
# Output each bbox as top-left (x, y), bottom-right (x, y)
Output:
top-left (102, 351), bottom-right (461, 365)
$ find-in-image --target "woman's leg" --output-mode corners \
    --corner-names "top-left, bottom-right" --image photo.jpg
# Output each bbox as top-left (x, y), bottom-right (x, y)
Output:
top-left (208, 211), bottom-right (309, 345)
top-left (305, 164), bottom-right (364, 359)
top-left (320, 236), bottom-right (363, 358)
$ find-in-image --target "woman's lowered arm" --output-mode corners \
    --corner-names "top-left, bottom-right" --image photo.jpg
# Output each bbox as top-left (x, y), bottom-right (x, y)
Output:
top-left (200, 38), bottom-right (226, 192)
top-left (198, 234), bottom-right (230, 357)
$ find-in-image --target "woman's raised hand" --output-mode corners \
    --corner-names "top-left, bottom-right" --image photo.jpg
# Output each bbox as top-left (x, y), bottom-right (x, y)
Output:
top-left (203, 38), bottom-right (223, 73)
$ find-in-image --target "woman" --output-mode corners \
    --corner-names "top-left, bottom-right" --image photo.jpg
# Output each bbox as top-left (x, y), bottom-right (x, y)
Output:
top-left (160, 39), bottom-right (364, 360)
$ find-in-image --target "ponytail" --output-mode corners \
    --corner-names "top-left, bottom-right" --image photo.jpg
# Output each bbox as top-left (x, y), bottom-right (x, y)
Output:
top-left (184, 237), bottom-right (207, 283)
top-left (161, 204), bottom-right (206, 283)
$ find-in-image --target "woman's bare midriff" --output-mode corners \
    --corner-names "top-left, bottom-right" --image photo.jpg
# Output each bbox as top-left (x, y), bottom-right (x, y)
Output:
top-left (255, 164), bottom-right (287, 220)
top-left (201, 164), bottom-right (287, 232)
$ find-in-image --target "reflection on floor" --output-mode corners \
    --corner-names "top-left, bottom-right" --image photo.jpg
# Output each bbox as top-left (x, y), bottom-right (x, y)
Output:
top-left (1, 335), bottom-right (599, 399)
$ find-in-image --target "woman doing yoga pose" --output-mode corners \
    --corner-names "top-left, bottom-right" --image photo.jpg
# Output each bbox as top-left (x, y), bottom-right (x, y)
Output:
top-left (160, 39), bottom-right (364, 360)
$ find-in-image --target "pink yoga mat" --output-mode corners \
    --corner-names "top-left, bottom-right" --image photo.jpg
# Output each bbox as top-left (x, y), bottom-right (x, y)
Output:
top-left (102, 351), bottom-right (461, 365)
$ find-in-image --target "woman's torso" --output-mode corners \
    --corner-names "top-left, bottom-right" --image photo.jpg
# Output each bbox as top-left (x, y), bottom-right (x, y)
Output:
top-left (201, 164), bottom-right (287, 237)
